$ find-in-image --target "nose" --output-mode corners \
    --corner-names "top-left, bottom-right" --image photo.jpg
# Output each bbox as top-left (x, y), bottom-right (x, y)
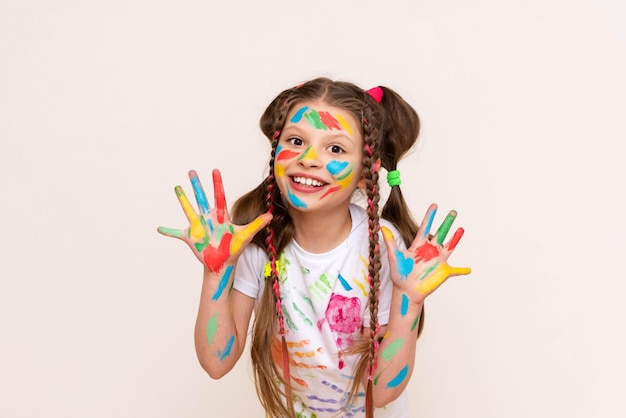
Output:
top-left (297, 146), bottom-right (322, 168)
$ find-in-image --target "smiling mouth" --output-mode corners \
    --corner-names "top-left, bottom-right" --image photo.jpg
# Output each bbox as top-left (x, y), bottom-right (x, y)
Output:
top-left (291, 176), bottom-right (326, 187)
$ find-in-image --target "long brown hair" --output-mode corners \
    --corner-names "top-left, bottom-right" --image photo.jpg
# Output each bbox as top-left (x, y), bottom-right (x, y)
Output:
top-left (231, 77), bottom-right (422, 417)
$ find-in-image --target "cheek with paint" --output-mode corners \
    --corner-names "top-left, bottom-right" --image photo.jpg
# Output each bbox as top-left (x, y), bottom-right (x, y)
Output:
top-left (275, 145), bottom-right (301, 179)
top-left (320, 160), bottom-right (356, 199)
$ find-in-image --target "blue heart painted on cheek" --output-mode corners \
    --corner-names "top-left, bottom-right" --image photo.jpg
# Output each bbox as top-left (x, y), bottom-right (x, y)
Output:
top-left (395, 249), bottom-right (414, 279)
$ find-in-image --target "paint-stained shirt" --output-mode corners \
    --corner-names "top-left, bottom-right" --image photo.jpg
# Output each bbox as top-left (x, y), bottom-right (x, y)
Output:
top-left (234, 204), bottom-right (409, 418)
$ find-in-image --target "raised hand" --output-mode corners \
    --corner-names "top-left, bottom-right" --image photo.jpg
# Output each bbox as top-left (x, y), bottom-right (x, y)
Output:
top-left (158, 169), bottom-right (272, 272)
top-left (382, 203), bottom-right (471, 303)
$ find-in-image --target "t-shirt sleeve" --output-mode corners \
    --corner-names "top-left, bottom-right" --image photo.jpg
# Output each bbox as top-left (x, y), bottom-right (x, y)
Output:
top-left (233, 244), bottom-right (267, 299)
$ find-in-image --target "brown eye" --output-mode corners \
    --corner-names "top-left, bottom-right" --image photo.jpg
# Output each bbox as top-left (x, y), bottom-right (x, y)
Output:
top-left (328, 145), bottom-right (345, 154)
top-left (288, 137), bottom-right (304, 146)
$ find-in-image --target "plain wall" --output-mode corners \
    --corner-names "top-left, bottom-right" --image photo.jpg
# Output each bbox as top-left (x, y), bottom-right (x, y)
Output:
top-left (1, 0), bottom-right (624, 417)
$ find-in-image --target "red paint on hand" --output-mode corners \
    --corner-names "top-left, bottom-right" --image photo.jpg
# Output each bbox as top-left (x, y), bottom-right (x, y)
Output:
top-left (203, 233), bottom-right (232, 272)
top-left (414, 242), bottom-right (440, 263)
top-left (212, 169), bottom-right (226, 224)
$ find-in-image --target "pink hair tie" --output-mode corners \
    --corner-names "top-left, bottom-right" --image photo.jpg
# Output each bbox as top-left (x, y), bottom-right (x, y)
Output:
top-left (366, 86), bottom-right (383, 103)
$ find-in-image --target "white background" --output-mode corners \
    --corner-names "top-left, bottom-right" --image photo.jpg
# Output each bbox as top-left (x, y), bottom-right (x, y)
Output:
top-left (1, 0), bottom-right (624, 417)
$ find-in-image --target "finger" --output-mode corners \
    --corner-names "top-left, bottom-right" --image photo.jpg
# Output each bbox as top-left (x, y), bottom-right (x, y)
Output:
top-left (445, 228), bottom-right (464, 252)
top-left (418, 204), bottom-right (437, 240)
top-left (189, 170), bottom-right (210, 215)
top-left (230, 213), bottom-right (272, 255)
top-left (212, 169), bottom-right (226, 224)
top-left (435, 210), bottom-right (457, 245)
top-left (448, 265), bottom-right (472, 277)
top-left (175, 186), bottom-right (206, 242)
top-left (157, 226), bottom-right (185, 239)
top-left (382, 226), bottom-right (414, 280)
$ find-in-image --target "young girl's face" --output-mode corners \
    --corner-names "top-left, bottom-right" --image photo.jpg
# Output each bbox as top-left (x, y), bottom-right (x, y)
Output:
top-left (274, 101), bottom-right (365, 213)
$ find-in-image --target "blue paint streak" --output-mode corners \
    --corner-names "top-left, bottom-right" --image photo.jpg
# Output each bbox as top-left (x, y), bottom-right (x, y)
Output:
top-left (387, 365), bottom-right (409, 388)
top-left (395, 249), bottom-right (414, 279)
top-left (400, 293), bottom-right (409, 317)
top-left (290, 106), bottom-right (309, 123)
top-left (218, 335), bottom-right (235, 360)
top-left (190, 175), bottom-right (209, 214)
top-left (326, 160), bottom-right (349, 176)
top-left (212, 265), bottom-right (234, 301)
top-left (337, 273), bottom-right (353, 291)
top-left (286, 186), bottom-right (307, 208)
top-left (423, 207), bottom-right (437, 238)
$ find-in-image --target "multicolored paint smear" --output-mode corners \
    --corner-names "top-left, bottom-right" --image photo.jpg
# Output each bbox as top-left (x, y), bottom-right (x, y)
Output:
top-left (290, 106), bottom-right (353, 135)
top-left (158, 169), bottom-right (270, 273)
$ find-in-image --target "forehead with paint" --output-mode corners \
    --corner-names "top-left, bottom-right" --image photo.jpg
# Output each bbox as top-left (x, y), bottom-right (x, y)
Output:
top-left (284, 101), bottom-right (359, 138)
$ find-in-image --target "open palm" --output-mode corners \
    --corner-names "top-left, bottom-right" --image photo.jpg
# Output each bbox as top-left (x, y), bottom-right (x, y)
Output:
top-left (158, 169), bottom-right (271, 272)
top-left (383, 203), bottom-right (471, 303)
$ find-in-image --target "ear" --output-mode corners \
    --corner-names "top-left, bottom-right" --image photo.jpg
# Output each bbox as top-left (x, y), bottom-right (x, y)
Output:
top-left (358, 158), bottom-right (381, 189)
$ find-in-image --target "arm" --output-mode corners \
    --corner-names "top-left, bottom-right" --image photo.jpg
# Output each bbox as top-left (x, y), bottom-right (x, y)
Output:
top-left (369, 203), bottom-right (471, 407)
top-left (194, 268), bottom-right (255, 378)
top-left (158, 169), bottom-right (271, 378)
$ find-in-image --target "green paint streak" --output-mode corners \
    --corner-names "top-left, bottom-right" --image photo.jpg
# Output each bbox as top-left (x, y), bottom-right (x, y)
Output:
top-left (314, 281), bottom-right (328, 294)
top-left (206, 313), bottom-right (218, 345)
top-left (283, 307), bottom-right (297, 331)
top-left (158, 227), bottom-right (184, 238)
top-left (374, 371), bottom-right (383, 385)
top-left (336, 165), bottom-right (353, 180)
top-left (419, 261), bottom-right (440, 281)
top-left (298, 146), bottom-right (313, 161)
top-left (411, 313), bottom-right (421, 332)
top-left (319, 274), bottom-right (332, 289)
top-left (304, 109), bottom-right (327, 130)
top-left (382, 338), bottom-right (406, 361)
top-left (213, 224), bottom-right (234, 242)
top-left (436, 211), bottom-right (457, 245)
top-left (292, 302), bottom-right (313, 326)
top-left (298, 291), bottom-right (316, 313)
top-left (194, 235), bottom-right (209, 252)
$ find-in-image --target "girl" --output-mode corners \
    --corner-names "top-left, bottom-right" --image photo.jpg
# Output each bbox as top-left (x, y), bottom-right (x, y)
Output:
top-left (158, 78), bottom-right (471, 418)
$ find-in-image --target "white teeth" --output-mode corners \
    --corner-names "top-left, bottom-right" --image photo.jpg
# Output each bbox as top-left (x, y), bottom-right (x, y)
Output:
top-left (293, 176), bottom-right (323, 187)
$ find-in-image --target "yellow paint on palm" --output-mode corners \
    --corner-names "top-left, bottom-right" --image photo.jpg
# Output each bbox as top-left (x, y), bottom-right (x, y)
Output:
top-left (230, 217), bottom-right (266, 254)
top-left (335, 114), bottom-right (353, 135)
top-left (414, 263), bottom-right (471, 294)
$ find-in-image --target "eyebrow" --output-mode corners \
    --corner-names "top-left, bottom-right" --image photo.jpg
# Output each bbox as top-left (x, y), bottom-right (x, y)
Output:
top-left (282, 124), bottom-right (356, 142)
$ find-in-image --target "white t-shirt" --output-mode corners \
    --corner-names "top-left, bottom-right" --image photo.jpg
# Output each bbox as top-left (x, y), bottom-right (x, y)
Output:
top-left (234, 204), bottom-right (409, 418)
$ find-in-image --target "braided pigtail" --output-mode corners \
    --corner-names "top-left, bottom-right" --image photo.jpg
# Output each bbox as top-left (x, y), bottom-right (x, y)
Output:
top-left (362, 106), bottom-right (383, 418)
top-left (250, 96), bottom-right (299, 418)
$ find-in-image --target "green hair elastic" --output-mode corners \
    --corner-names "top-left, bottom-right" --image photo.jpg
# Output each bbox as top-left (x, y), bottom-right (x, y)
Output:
top-left (387, 170), bottom-right (401, 187)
